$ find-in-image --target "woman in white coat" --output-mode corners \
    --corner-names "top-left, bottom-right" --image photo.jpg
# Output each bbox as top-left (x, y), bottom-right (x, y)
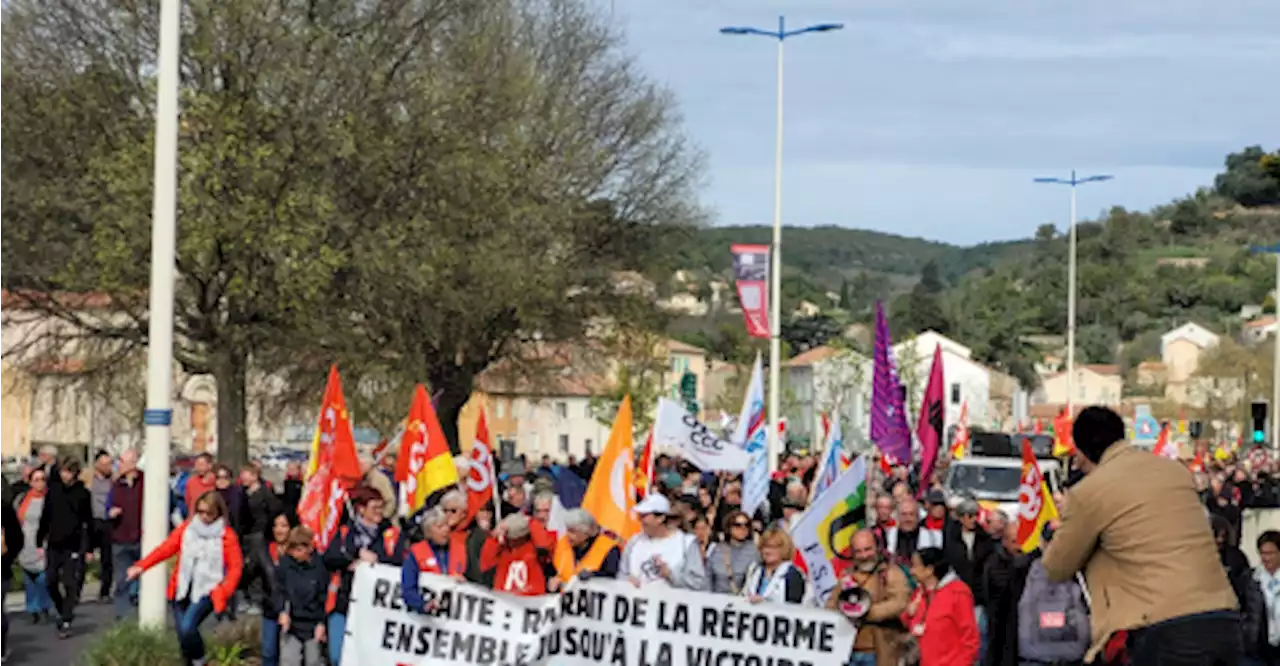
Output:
top-left (741, 527), bottom-right (807, 604)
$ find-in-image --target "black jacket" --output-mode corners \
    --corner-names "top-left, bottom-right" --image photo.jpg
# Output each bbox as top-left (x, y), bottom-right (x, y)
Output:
top-left (274, 552), bottom-right (329, 637)
top-left (3, 502), bottom-right (24, 581)
top-left (980, 546), bottom-right (1032, 666)
top-left (277, 478), bottom-right (303, 520)
top-left (943, 520), bottom-right (995, 603)
top-left (242, 485), bottom-right (281, 539)
top-left (37, 478), bottom-right (92, 551)
top-left (322, 518), bottom-right (403, 614)
top-left (258, 541), bottom-right (285, 616)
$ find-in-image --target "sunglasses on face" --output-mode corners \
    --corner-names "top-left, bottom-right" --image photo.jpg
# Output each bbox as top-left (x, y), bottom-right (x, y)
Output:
top-left (731, 522), bottom-right (750, 528)
top-left (197, 508), bottom-right (216, 517)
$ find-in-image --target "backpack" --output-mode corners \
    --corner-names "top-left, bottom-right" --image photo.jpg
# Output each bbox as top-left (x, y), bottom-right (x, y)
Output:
top-left (1017, 559), bottom-right (1091, 663)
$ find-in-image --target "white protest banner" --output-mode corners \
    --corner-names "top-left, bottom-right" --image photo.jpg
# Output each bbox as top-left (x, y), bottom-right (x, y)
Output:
top-left (653, 398), bottom-right (751, 472)
top-left (342, 564), bottom-right (855, 666)
top-left (790, 456), bottom-right (868, 605)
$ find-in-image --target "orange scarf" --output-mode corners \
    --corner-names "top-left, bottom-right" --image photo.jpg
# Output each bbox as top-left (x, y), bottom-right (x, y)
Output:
top-left (17, 488), bottom-right (46, 523)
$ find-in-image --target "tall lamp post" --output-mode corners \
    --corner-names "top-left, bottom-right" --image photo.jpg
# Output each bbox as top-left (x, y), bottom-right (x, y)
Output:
top-left (721, 16), bottom-right (843, 472)
top-left (1033, 170), bottom-right (1113, 417)
top-left (1251, 242), bottom-right (1280, 449)
top-left (139, 0), bottom-right (181, 628)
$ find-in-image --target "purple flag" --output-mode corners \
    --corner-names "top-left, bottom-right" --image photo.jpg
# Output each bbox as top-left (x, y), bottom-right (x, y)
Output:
top-left (871, 301), bottom-right (912, 464)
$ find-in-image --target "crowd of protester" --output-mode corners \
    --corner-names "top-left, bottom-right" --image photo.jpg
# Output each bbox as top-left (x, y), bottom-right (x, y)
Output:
top-left (5, 406), bottom-right (1280, 665)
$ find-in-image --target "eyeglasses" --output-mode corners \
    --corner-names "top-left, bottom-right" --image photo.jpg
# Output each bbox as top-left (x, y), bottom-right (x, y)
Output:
top-left (731, 522), bottom-right (750, 528)
top-left (197, 508), bottom-right (216, 517)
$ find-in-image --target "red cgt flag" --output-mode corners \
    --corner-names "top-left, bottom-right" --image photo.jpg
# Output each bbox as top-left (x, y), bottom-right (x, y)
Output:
top-left (298, 365), bottom-right (362, 550)
top-left (635, 430), bottom-right (655, 501)
top-left (466, 409), bottom-right (499, 525)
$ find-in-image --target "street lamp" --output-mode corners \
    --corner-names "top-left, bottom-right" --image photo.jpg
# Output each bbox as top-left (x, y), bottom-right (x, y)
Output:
top-left (1251, 242), bottom-right (1280, 449)
top-left (138, 0), bottom-right (181, 628)
top-left (1033, 170), bottom-right (1113, 418)
top-left (721, 16), bottom-right (843, 473)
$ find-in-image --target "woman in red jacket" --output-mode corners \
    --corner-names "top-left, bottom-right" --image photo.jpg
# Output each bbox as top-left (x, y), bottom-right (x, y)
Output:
top-left (901, 547), bottom-right (979, 666)
top-left (480, 513), bottom-right (554, 596)
top-left (127, 490), bottom-right (243, 666)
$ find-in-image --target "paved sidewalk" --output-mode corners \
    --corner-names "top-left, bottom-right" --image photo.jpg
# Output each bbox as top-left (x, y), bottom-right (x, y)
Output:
top-left (4, 595), bottom-right (116, 665)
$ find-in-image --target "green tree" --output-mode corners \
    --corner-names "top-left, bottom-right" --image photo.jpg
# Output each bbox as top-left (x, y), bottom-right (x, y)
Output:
top-left (899, 260), bottom-right (950, 334)
top-left (1216, 145), bottom-right (1280, 207)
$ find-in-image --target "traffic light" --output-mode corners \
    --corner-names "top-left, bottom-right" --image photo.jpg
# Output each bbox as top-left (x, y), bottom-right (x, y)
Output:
top-left (1253, 401), bottom-right (1269, 444)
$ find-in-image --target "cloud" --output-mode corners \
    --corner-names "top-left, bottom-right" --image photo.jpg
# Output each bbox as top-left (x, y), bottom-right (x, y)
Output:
top-left (611, 0), bottom-right (1280, 244)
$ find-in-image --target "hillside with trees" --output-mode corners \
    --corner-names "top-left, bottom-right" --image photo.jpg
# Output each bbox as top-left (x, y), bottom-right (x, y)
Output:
top-left (672, 146), bottom-right (1280, 390)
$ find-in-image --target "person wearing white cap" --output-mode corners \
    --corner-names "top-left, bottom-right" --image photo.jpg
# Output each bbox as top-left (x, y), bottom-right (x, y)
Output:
top-left (619, 494), bottom-right (707, 591)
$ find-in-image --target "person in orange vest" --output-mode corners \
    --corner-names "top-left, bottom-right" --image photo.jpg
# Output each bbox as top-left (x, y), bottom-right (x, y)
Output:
top-left (479, 513), bottom-right (553, 596)
top-left (552, 509), bottom-right (621, 589)
top-left (401, 506), bottom-right (467, 614)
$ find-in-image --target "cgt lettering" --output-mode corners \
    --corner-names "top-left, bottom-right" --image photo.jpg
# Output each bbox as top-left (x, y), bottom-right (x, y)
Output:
top-left (683, 415), bottom-right (726, 453)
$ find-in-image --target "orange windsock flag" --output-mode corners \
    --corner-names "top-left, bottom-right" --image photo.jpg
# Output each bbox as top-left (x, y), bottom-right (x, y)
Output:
top-left (582, 396), bottom-right (639, 540)
top-left (394, 384), bottom-right (459, 515)
top-left (298, 365), bottom-right (362, 549)
top-left (1016, 439), bottom-right (1059, 553)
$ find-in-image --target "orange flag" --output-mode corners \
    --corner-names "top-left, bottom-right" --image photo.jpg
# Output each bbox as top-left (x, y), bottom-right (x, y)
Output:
top-left (1052, 408), bottom-right (1075, 457)
top-left (582, 396), bottom-right (639, 540)
top-left (298, 365), bottom-right (362, 549)
top-left (635, 429), bottom-right (654, 501)
top-left (465, 410), bottom-right (499, 524)
top-left (1016, 439), bottom-right (1059, 553)
top-left (395, 384), bottom-right (459, 515)
top-left (950, 401), bottom-right (970, 459)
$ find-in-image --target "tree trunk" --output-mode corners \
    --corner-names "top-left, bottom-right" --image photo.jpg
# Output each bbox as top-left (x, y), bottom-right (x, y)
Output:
top-left (213, 346), bottom-right (250, 469)
top-left (429, 364), bottom-right (475, 455)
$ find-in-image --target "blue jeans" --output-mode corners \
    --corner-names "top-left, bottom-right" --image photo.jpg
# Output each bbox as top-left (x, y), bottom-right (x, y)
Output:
top-left (262, 617), bottom-right (281, 666)
top-left (847, 653), bottom-right (877, 666)
top-left (171, 596), bottom-right (215, 662)
top-left (22, 570), bottom-right (53, 614)
top-left (111, 543), bottom-right (142, 619)
top-left (327, 613), bottom-right (347, 665)
top-left (976, 605), bottom-right (989, 665)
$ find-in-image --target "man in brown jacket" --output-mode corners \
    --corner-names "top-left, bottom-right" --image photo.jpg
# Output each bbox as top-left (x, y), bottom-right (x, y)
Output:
top-left (1043, 406), bottom-right (1240, 665)
top-left (828, 530), bottom-right (909, 666)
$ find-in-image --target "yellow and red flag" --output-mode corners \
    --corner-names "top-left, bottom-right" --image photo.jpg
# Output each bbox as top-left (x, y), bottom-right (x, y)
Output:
top-left (950, 401), bottom-right (970, 459)
top-left (394, 384), bottom-right (459, 516)
top-left (1052, 408), bottom-right (1075, 457)
top-left (465, 409), bottom-right (499, 524)
top-left (298, 365), bottom-right (363, 549)
top-left (1016, 439), bottom-right (1059, 553)
top-left (582, 396), bottom-right (639, 540)
top-left (634, 429), bottom-right (654, 501)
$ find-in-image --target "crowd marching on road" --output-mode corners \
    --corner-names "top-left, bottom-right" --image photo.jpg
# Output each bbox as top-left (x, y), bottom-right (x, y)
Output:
top-left (3, 405), bottom-right (1280, 666)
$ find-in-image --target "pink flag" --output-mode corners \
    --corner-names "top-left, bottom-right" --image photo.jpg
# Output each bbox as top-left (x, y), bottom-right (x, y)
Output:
top-left (916, 344), bottom-right (945, 497)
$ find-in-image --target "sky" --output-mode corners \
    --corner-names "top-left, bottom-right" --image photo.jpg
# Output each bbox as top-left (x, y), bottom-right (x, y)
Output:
top-left (607, 0), bottom-right (1280, 245)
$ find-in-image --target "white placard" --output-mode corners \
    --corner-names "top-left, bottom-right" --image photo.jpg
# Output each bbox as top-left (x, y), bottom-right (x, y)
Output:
top-left (341, 564), bottom-right (855, 666)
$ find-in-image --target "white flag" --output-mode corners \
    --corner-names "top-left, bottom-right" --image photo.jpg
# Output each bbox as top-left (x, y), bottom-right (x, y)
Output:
top-left (653, 399), bottom-right (752, 472)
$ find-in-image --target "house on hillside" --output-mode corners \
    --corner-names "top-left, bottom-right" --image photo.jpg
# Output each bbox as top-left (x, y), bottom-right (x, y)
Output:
top-left (1033, 364), bottom-right (1123, 410)
top-left (785, 346), bottom-right (870, 450)
top-left (893, 331), bottom-right (992, 439)
top-left (1244, 316), bottom-right (1278, 345)
top-left (1160, 322), bottom-right (1220, 404)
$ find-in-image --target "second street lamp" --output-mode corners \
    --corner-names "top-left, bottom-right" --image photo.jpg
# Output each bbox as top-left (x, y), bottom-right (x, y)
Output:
top-left (1033, 170), bottom-right (1114, 419)
top-left (721, 16), bottom-right (842, 473)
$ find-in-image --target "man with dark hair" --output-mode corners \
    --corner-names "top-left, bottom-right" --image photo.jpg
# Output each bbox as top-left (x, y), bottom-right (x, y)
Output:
top-left (1043, 406), bottom-right (1240, 665)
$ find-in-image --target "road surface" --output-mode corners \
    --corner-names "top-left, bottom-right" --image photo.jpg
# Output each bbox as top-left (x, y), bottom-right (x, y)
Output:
top-left (5, 596), bottom-right (116, 664)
